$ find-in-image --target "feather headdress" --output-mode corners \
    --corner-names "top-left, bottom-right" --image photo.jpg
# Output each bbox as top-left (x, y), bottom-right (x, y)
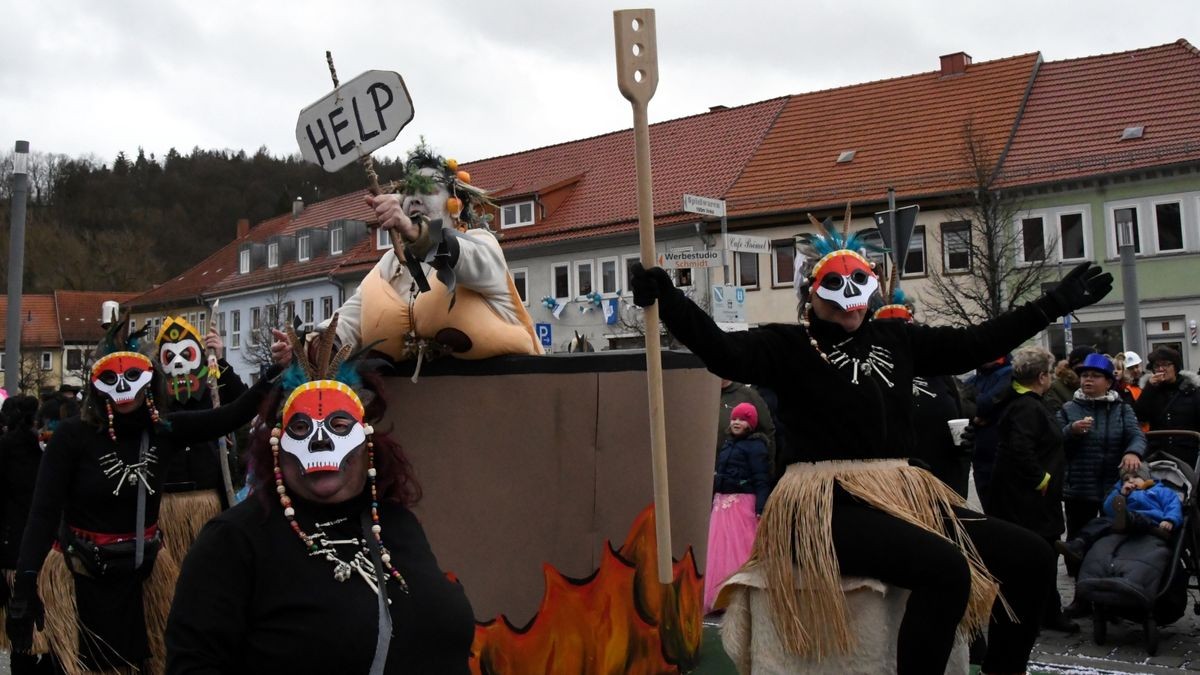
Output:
top-left (792, 203), bottom-right (886, 301)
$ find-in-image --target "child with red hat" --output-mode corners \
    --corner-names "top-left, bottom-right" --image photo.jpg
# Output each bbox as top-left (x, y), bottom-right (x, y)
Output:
top-left (704, 402), bottom-right (771, 614)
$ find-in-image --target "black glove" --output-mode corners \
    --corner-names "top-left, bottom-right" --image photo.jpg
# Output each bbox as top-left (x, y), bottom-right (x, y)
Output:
top-left (959, 424), bottom-right (976, 455)
top-left (6, 573), bottom-right (44, 654)
top-left (629, 263), bottom-right (674, 308)
top-left (907, 457), bottom-right (933, 472)
top-left (1038, 262), bottom-right (1113, 318)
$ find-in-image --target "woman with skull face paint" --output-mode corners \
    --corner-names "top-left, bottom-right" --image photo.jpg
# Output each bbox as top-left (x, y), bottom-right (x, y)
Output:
top-left (631, 209), bottom-right (1114, 675)
top-left (153, 316), bottom-right (248, 566)
top-left (164, 316), bottom-right (474, 674)
top-left (4, 320), bottom-right (285, 675)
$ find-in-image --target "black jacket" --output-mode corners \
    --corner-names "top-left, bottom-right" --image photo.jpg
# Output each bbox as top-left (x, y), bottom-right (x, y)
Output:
top-left (985, 387), bottom-right (1066, 539)
top-left (161, 359), bottom-right (248, 494)
top-left (0, 428), bottom-right (42, 569)
top-left (1135, 371), bottom-right (1200, 466)
top-left (714, 432), bottom-right (772, 514)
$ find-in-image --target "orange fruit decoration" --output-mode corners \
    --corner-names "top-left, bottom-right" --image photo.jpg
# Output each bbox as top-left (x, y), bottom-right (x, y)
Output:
top-left (446, 158), bottom-right (459, 171)
top-left (446, 196), bottom-right (463, 216)
top-left (456, 170), bottom-right (471, 184)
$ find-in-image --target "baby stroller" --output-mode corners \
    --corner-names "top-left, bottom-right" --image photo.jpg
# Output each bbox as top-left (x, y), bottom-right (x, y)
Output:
top-left (1075, 431), bottom-right (1200, 655)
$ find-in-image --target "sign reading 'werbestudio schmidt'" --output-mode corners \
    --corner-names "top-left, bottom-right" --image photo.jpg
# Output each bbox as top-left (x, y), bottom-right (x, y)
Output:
top-left (296, 70), bottom-right (415, 172)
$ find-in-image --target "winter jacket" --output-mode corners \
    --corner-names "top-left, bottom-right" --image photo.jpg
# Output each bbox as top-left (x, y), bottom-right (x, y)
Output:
top-left (1043, 368), bottom-right (1078, 416)
top-left (1135, 371), bottom-right (1200, 466)
top-left (1058, 390), bottom-right (1146, 502)
top-left (964, 362), bottom-right (1013, 496)
top-left (714, 432), bottom-right (772, 515)
top-left (911, 374), bottom-right (970, 497)
top-left (0, 427), bottom-right (44, 568)
top-left (985, 386), bottom-right (1066, 539)
top-left (1101, 481), bottom-right (1183, 527)
top-left (717, 381), bottom-right (775, 466)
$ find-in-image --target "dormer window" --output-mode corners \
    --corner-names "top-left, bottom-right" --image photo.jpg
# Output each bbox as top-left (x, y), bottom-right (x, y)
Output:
top-left (501, 201), bottom-right (535, 229)
top-left (297, 233), bottom-right (311, 262)
top-left (267, 242), bottom-right (280, 268)
top-left (239, 247), bottom-right (251, 274)
top-left (376, 227), bottom-right (391, 250)
top-left (330, 224), bottom-right (345, 255)
top-left (1120, 126), bottom-right (1144, 140)
top-left (836, 150), bottom-right (856, 164)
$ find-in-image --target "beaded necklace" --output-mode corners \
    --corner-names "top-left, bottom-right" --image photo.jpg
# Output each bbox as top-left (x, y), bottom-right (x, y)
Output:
top-left (798, 302), bottom-right (895, 388)
top-left (270, 424), bottom-right (410, 595)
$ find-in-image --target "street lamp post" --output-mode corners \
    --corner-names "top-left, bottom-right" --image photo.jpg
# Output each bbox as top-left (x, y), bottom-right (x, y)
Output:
top-left (1117, 214), bottom-right (1144, 356)
top-left (5, 141), bottom-right (30, 393)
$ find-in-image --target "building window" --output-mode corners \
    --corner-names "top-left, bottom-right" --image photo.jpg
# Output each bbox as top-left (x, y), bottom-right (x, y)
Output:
top-left (1154, 202), bottom-right (1184, 252)
top-left (574, 260), bottom-right (594, 298)
top-left (330, 225), bottom-right (345, 255)
top-left (1058, 213), bottom-right (1086, 260)
top-left (1113, 207), bottom-right (1140, 254)
top-left (297, 233), bottom-right (311, 262)
top-left (321, 296), bottom-right (334, 321)
top-left (66, 349), bottom-right (83, 371)
top-left (267, 242), bottom-right (279, 268)
top-left (267, 305), bottom-right (278, 327)
top-left (250, 307), bottom-right (261, 343)
top-left (551, 262), bottom-right (571, 300)
top-left (941, 221), bottom-right (971, 273)
top-left (901, 226), bottom-right (926, 277)
top-left (1019, 217), bottom-right (1045, 263)
top-left (41, 352), bottom-right (52, 371)
top-left (239, 249), bottom-right (250, 274)
top-left (501, 201), bottom-right (535, 228)
top-left (622, 255), bottom-right (642, 295)
top-left (217, 312), bottom-right (226, 337)
top-left (302, 299), bottom-right (314, 325)
top-left (511, 268), bottom-right (529, 305)
top-left (667, 248), bottom-right (694, 288)
top-left (283, 302), bottom-right (295, 325)
top-left (376, 227), bottom-right (391, 250)
top-left (231, 310), bottom-right (241, 348)
top-left (735, 251), bottom-right (759, 289)
top-left (197, 312), bottom-right (206, 331)
top-left (596, 257), bottom-right (619, 296)
top-left (772, 240), bottom-right (795, 287)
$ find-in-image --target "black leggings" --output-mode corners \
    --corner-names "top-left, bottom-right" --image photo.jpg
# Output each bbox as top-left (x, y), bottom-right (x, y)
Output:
top-left (831, 493), bottom-right (1055, 674)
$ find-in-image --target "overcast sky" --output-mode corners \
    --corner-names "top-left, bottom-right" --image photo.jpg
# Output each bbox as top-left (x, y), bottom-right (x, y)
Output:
top-left (3, 0), bottom-right (1198, 167)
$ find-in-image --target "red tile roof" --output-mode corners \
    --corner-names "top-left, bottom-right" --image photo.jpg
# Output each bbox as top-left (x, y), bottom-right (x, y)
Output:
top-left (726, 53), bottom-right (1042, 216)
top-left (54, 291), bottom-right (139, 343)
top-left (460, 98), bottom-right (789, 249)
top-left (205, 191), bottom-right (377, 296)
top-left (0, 295), bottom-right (61, 349)
top-left (998, 39), bottom-right (1200, 187)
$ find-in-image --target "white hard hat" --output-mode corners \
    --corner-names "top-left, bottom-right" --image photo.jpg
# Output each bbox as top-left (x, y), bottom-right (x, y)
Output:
top-left (1124, 351), bottom-right (1143, 368)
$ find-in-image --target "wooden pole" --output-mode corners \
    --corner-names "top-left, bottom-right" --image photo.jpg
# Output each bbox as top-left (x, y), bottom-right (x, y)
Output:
top-left (614, 8), bottom-right (672, 584)
top-left (206, 299), bottom-right (238, 505)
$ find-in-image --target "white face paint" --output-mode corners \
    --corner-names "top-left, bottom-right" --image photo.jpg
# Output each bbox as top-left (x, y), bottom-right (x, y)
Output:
top-left (280, 411), bottom-right (367, 474)
top-left (91, 353), bottom-right (154, 405)
top-left (159, 338), bottom-right (203, 377)
top-left (401, 167), bottom-right (451, 222)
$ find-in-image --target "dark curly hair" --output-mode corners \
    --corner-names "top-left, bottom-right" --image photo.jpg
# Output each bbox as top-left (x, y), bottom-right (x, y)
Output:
top-left (246, 370), bottom-right (421, 507)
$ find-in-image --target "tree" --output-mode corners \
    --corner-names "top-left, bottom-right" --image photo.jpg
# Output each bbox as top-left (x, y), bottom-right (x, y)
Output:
top-left (244, 270), bottom-right (291, 371)
top-left (920, 121), bottom-right (1056, 327)
top-left (15, 352), bottom-right (55, 395)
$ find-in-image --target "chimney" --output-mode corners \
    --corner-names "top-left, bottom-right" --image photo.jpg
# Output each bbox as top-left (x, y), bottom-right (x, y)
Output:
top-left (236, 218), bottom-right (251, 239)
top-left (939, 52), bottom-right (972, 76)
top-left (292, 196), bottom-right (304, 220)
top-left (709, 104), bottom-right (729, 113)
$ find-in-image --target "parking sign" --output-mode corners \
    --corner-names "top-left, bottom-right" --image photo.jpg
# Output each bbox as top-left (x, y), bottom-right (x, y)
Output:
top-left (535, 323), bottom-right (553, 348)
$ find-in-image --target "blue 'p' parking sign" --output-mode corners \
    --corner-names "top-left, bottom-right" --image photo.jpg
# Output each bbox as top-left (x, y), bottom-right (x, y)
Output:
top-left (535, 323), bottom-right (552, 348)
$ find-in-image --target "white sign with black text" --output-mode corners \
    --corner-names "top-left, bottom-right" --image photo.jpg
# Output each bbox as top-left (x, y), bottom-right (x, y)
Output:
top-left (724, 233), bottom-right (771, 254)
top-left (682, 194), bottom-right (726, 218)
top-left (296, 70), bottom-right (415, 173)
top-left (711, 284), bottom-right (746, 324)
top-left (658, 250), bottom-right (722, 269)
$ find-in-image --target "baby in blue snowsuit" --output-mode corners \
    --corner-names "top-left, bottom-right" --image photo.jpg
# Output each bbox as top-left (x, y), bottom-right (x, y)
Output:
top-left (1058, 464), bottom-right (1183, 563)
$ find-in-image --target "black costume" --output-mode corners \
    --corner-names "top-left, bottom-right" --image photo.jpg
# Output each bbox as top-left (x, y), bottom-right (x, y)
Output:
top-left (632, 257), bottom-right (1110, 674)
top-left (912, 374), bottom-right (971, 497)
top-left (160, 360), bottom-right (246, 496)
top-left (9, 375), bottom-right (274, 674)
top-left (165, 493), bottom-right (474, 673)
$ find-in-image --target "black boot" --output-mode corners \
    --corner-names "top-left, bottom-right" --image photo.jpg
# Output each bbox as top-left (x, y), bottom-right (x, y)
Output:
top-left (1055, 538), bottom-right (1087, 565)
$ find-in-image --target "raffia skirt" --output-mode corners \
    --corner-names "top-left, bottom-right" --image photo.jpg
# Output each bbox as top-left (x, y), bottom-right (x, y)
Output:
top-left (7, 547), bottom-right (180, 675)
top-left (725, 459), bottom-right (1001, 660)
top-left (159, 490), bottom-right (222, 565)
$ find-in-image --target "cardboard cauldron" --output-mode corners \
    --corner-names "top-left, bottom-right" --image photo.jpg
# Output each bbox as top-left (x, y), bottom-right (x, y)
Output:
top-left (381, 349), bottom-right (719, 625)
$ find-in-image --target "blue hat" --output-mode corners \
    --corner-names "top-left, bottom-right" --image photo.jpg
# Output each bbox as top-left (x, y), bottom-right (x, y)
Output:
top-left (1074, 353), bottom-right (1115, 380)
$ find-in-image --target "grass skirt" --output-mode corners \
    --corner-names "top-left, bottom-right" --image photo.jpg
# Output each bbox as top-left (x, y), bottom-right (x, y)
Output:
top-left (28, 547), bottom-right (179, 675)
top-left (159, 490), bottom-right (222, 565)
top-left (748, 459), bottom-right (1000, 659)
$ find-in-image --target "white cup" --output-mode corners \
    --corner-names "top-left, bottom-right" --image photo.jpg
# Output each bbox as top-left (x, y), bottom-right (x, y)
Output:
top-left (947, 418), bottom-right (970, 446)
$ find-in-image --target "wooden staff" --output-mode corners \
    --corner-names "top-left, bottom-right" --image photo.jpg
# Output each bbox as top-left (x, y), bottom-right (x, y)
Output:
top-left (614, 8), bottom-right (672, 584)
top-left (207, 299), bottom-right (237, 504)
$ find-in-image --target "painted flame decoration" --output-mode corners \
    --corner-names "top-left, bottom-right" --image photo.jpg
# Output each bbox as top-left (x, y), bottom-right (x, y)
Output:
top-left (470, 505), bottom-right (703, 674)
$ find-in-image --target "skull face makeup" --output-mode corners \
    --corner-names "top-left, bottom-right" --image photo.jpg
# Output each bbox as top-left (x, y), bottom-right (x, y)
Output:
top-left (91, 352), bottom-right (155, 405)
top-left (156, 316), bottom-right (207, 402)
top-left (280, 381), bottom-right (367, 474)
top-left (810, 250), bottom-right (879, 312)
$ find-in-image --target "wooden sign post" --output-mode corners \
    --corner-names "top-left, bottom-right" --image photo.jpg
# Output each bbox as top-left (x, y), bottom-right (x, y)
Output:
top-left (614, 8), bottom-right (673, 584)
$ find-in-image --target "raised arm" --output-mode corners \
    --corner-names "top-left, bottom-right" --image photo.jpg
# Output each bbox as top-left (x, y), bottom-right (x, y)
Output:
top-left (630, 264), bottom-right (806, 387)
top-left (165, 367), bottom-right (280, 441)
top-left (907, 262), bottom-right (1112, 376)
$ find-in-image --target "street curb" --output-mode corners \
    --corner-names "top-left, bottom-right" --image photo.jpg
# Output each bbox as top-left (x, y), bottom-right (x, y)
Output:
top-left (1031, 652), bottom-right (1186, 674)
